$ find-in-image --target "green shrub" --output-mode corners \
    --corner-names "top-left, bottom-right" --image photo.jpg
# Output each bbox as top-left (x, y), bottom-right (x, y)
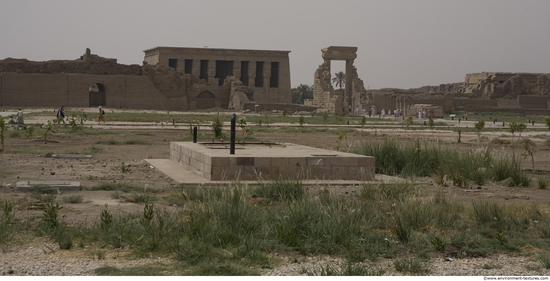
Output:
top-left (61, 195), bottom-right (83, 203)
top-left (212, 115), bottom-right (223, 138)
top-left (538, 177), bottom-right (549, 189)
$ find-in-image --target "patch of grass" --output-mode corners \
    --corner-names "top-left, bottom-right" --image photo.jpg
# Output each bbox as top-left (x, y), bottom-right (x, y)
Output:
top-left (538, 176), bottom-right (549, 189)
top-left (352, 137), bottom-right (527, 187)
top-left (393, 258), bottom-right (431, 275)
top-left (0, 200), bottom-right (16, 249)
top-left (95, 139), bottom-right (149, 145)
top-left (110, 192), bottom-right (156, 203)
top-left (86, 182), bottom-right (154, 193)
top-left (95, 264), bottom-right (171, 276)
top-left (253, 178), bottom-right (304, 201)
top-left (61, 195), bottom-right (83, 204)
top-left (9, 131), bottom-right (21, 138)
top-left (87, 145), bottom-right (103, 154)
top-left (304, 262), bottom-right (385, 276)
top-left (123, 139), bottom-right (149, 145)
top-left (95, 139), bottom-right (120, 145)
top-left (135, 132), bottom-right (154, 136)
top-left (481, 263), bottom-right (502, 269)
top-left (538, 253), bottom-right (550, 269)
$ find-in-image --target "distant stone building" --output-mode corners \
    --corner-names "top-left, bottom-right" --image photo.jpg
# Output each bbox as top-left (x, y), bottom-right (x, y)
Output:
top-left (143, 47), bottom-right (291, 109)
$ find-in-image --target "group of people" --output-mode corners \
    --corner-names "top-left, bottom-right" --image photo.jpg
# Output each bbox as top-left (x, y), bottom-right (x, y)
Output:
top-left (7, 109), bottom-right (24, 124)
top-left (56, 105), bottom-right (105, 124)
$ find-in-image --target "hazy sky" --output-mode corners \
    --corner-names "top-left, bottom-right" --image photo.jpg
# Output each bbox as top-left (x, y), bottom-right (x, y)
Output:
top-left (1, 0), bottom-right (549, 89)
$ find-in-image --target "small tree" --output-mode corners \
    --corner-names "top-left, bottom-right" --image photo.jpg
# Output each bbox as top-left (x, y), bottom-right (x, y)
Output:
top-left (428, 117), bottom-right (435, 137)
top-left (522, 138), bottom-right (536, 171)
top-left (508, 121), bottom-right (527, 145)
top-left (406, 117), bottom-right (413, 129)
top-left (336, 130), bottom-right (347, 151)
top-left (42, 120), bottom-right (56, 142)
top-left (299, 114), bottom-right (305, 127)
top-left (474, 120), bottom-right (485, 140)
top-left (282, 109), bottom-right (291, 117)
top-left (360, 116), bottom-right (367, 127)
top-left (0, 118), bottom-right (6, 152)
top-left (322, 112), bottom-right (329, 126)
top-left (238, 116), bottom-right (252, 136)
top-left (456, 127), bottom-right (463, 143)
top-left (212, 116), bottom-right (223, 139)
top-left (544, 116), bottom-right (550, 131)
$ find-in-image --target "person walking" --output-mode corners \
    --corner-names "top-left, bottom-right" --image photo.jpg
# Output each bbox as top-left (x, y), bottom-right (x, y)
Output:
top-left (56, 106), bottom-right (65, 124)
top-left (16, 109), bottom-right (24, 124)
top-left (98, 106), bottom-right (105, 124)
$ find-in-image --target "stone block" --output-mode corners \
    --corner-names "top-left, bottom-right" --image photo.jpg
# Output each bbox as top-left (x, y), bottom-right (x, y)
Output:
top-left (258, 166), bottom-right (279, 178)
top-left (236, 157), bottom-right (255, 166)
top-left (211, 157), bottom-right (229, 166)
top-left (313, 165), bottom-right (332, 177)
top-left (254, 157), bottom-right (272, 167)
top-left (272, 158), bottom-right (289, 166)
top-left (288, 157), bottom-right (306, 166)
top-left (341, 157), bottom-right (358, 166)
top-left (307, 157), bottom-right (325, 166)
top-left (332, 166), bottom-right (348, 175)
top-left (358, 157), bottom-right (375, 166)
top-left (324, 157), bottom-right (342, 166)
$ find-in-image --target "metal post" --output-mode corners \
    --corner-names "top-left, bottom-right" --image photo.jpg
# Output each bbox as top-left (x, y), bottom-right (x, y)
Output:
top-left (230, 114), bottom-right (236, 155)
top-left (193, 127), bottom-right (197, 143)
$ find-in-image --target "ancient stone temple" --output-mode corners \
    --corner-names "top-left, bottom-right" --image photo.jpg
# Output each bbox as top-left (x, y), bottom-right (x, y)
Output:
top-left (143, 47), bottom-right (291, 110)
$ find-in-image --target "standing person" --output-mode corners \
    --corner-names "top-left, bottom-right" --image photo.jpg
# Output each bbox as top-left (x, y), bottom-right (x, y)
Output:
top-left (56, 106), bottom-right (65, 124)
top-left (16, 109), bottom-right (24, 124)
top-left (98, 106), bottom-right (105, 124)
top-left (354, 106), bottom-right (358, 115)
top-left (348, 105), bottom-right (352, 114)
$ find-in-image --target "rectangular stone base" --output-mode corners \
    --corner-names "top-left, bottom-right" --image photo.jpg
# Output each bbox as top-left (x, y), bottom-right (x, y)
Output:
top-left (170, 142), bottom-right (375, 181)
top-left (16, 181), bottom-right (82, 192)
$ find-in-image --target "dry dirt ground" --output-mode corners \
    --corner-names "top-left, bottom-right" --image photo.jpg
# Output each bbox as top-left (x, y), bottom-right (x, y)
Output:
top-left (1, 111), bottom-right (550, 275)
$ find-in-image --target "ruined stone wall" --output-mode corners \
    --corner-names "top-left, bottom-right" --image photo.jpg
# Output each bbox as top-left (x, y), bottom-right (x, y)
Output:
top-left (453, 98), bottom-right (498, 108)
top-left (518, 95), bottom-right (550, 109)
top-left (0, 49), bottom-right (141, 76)
top-left (0, 72), bottom-right (178, 110)
top-left (1, 73), bottom-right (69, 106)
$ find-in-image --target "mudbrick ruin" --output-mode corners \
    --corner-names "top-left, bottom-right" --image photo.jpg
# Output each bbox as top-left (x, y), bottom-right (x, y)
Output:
top-left (0, 46), bottom-right (549, 115)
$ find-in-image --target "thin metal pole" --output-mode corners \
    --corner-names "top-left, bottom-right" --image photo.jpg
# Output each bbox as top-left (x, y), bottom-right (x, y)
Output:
top-left (230, 114), bottom-right (236, 155)
top-left (193, 126), bottom-right (197, 143)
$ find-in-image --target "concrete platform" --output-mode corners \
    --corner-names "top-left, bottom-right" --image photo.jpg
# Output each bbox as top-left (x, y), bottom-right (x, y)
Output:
top-left (169, 142), bottom-right (375, 181)
top-left (16, 181), bottom-right (81, 192)
top-left (146, 158), bottom-right (395, 186)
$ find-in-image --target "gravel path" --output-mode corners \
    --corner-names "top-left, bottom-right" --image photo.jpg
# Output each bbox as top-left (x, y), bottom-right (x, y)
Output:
top-left (2, 239), bottom-right (550, 276)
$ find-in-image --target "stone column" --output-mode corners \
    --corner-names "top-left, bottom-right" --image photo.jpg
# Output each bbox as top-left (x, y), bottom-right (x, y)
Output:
top-left (208, 61), bottom-right (216, 85)
top-left (263, 63), bottom-right (271, 89)
top-left (249, 62), bottom-right (256, 88)
top-left (192, 59), bottom-right (200, 76)
top-left (233, 60), bottom-right (241, 80)
top-left (345, 60), bottom-right (354, 115)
